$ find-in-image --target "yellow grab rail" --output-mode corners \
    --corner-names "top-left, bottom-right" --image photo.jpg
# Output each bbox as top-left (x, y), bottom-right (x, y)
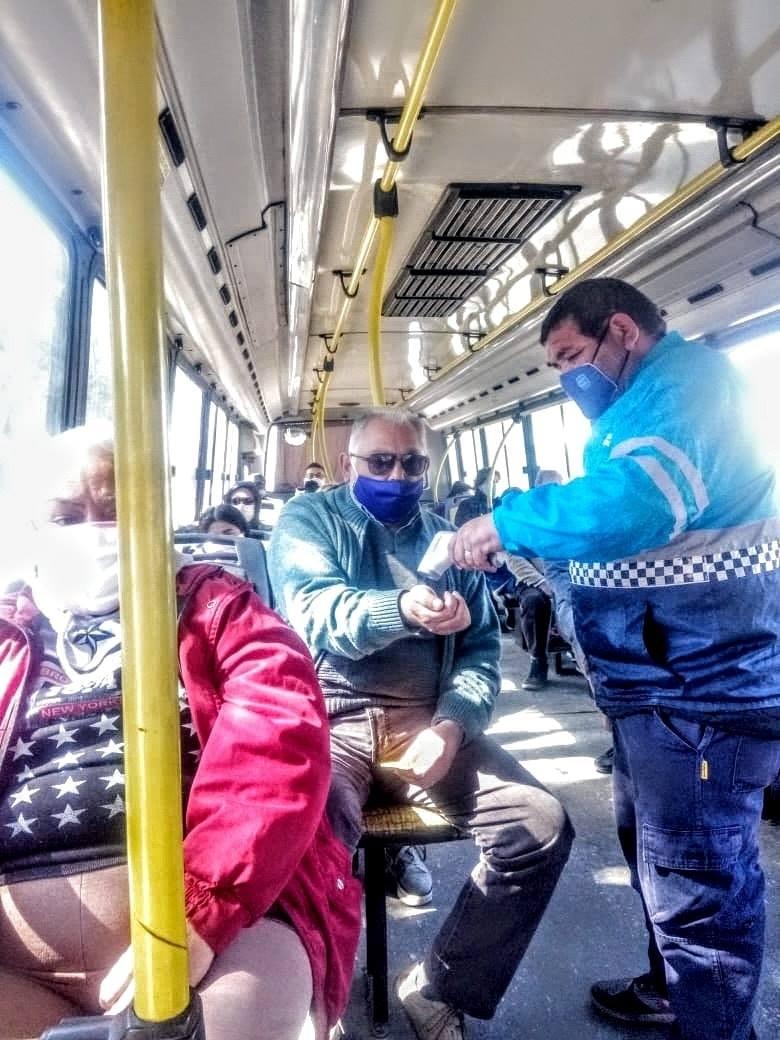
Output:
top-left (310, 0), bottom-right (459, 439)
top-left (97, 0), bottom-right (189, 1020)
top-left (368, 216), bottom-right (395, 406)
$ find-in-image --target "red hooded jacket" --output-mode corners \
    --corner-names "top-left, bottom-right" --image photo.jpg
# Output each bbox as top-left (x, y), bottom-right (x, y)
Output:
top-left (0, 564), bottom-right (362, 1037)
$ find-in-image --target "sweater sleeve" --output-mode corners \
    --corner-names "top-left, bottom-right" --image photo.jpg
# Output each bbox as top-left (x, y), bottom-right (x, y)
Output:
top-left (268, 496), bottom-right (410, 659)
top-left (181, 584), bottom-right (331, 953)
top-left (432, 568), bottom-right (501, 742)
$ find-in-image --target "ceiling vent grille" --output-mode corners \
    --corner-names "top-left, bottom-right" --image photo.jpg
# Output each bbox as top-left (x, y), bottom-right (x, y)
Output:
top-left (383, 183), bottom-right (580, 318)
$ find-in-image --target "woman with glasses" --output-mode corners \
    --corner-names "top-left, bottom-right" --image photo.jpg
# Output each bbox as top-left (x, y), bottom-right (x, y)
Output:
top-left (223, 480), bottom-right (263, 529)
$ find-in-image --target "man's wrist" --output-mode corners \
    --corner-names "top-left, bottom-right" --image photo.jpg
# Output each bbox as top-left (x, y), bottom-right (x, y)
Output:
top-left (398, 591), bottom-right (419, 630)
top-left (432, 718), bottom-right (465, 746)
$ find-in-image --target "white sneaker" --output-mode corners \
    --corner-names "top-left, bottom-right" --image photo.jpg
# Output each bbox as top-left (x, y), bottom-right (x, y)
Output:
top-left (396, 962), bottom-right (466, 1040)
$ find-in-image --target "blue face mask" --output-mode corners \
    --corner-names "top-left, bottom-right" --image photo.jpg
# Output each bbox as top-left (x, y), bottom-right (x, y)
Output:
top-left (559, 363), bottom-right (619, 420)
top-left (352, 476), bottom-right (424, 523)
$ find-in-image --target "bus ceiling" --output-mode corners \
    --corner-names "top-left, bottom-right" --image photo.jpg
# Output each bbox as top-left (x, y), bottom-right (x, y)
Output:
top-left (0, 1), bottom-right (778, 438)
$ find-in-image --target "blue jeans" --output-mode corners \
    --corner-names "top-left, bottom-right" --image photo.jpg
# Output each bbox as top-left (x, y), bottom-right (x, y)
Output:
top-left (613, 711), bottom-right (780, 1040)
top-left (327, 705), bottom-right (574, 1018)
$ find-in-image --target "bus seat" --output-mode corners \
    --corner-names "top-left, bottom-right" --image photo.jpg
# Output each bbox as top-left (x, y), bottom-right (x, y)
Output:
top-left (357, 802), bottom-right (467, 1036)
top-left (173, 532), bottom-right (273, 608)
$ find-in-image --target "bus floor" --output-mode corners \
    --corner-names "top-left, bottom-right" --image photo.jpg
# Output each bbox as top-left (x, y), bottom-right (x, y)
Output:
top-left (341, 634), bottom-right (780, 1040)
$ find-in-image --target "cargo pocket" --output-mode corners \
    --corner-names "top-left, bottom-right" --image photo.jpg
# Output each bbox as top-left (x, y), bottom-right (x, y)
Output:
top-left (641, 823), bottom-right (742, 925)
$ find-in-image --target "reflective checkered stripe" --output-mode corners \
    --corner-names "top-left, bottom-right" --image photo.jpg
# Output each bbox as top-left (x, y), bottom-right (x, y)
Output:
top-left (570, 539), bottom-right (780, 588)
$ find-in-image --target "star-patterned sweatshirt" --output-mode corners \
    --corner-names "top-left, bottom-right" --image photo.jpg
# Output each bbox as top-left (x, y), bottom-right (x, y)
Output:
top-left (0, 564), bottom-right (361, 1039)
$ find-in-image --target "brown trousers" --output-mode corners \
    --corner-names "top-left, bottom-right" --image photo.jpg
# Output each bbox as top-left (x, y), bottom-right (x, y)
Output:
top-left (0, 866), bottom-right (313, 1040)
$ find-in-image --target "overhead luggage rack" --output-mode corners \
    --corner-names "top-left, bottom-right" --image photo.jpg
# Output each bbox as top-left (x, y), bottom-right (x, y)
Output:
top-left (383, 182), bottom-right (580, 318)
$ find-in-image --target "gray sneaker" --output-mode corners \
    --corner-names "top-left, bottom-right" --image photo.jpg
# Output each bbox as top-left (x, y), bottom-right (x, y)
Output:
top-left (396, 962), bottom-right (466, 1040)
top-left (386, 845), bottom-right (433, 906)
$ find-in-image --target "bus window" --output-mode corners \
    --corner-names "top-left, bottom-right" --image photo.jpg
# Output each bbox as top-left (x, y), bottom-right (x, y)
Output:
top-left (225, 419), bottom-right (239, 493)
top-left (531, 404), bottom-right (570, 482)
top-left (560, 400), bottom-right (591, 479)
top-left (457, 428), bottom-right (478, 484)
top-left (501, 420), bottom-right (529, 491)
top-left (0, 166), bottom-right (69, 445)
top-left (210, 406), bottom-right (228, 507)
top-left (201, 400), bottom-right (218, 508)
top-left (85, 278), bottom-right (113, 421)
top-left (728, 332), bottom-right (780, 483)
top-left (170, 365), bottom-right (205, 527)
top-left (483, 420), bottom-right (508, 496)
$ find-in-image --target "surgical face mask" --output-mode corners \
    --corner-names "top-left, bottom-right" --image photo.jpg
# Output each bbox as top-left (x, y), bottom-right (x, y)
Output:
top-left (31, 522), bottom-right (120, 619)
top-left (558, 318), bottom-right (626, 420)
top-left (560, 364), bottom-right (620, 420)
top-left (352, 476), bottom-right (424, 524)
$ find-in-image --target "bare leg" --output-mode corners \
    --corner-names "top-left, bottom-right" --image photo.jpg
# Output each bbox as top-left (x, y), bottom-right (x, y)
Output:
top-left (199, 917), bottom-right (313, 1040)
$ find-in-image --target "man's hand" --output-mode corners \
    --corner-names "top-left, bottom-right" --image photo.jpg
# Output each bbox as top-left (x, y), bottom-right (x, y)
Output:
top-left (99, 922), bottom-right (215, 1015)
top-left (390, 720), bottom-right (464, 788)
top-left (400, 585), bottom-right (471, 635)
top-left (450, 514), bottom-right (503, 571)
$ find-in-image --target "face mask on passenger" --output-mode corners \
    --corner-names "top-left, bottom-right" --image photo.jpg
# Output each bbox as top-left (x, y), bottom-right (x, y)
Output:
top-left (559, 364), bottom-right (620, 420)
top-left (352, 476), bottom-right (424, 524)
top-left (558, 319), bottom-right (626, 420)
top-left (31, 522), bottom-right (120, 619)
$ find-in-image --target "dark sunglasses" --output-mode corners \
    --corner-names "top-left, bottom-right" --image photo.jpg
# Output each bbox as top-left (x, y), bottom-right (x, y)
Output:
top-left (230, 495), bottom-right (255, 506)
top-left (350, 452), bottom-right (429, 478)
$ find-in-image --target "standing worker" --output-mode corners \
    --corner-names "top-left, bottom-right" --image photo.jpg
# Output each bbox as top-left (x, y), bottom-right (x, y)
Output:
top-left (451, 278), bottom-right (780, 1040)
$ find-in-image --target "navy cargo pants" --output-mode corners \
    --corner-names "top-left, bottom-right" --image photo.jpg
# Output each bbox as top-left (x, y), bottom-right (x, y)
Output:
top-left (613, 711), bottom-right (780, 1040)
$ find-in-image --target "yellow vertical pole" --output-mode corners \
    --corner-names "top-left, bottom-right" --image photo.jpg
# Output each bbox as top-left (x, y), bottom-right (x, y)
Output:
top-left (367, 216), bottom-right (395, 406)
top-left (97, 0), bottom-right (189, 1021)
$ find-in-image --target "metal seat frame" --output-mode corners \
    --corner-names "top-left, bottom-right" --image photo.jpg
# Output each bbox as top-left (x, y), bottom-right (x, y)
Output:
top-left (357, 803), bottom-right (467, 1036)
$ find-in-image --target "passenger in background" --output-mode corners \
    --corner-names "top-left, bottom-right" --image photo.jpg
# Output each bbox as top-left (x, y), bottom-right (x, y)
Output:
top-left (532, 470), bottom-right (590, 681)
top-left (198, 502), bottom-right (248, 538)
top-left (436, 478), bottom-right (471, 523)
top-left (0, 425), bottom-right (361, 1040)
top-left (223, 480), bottom-right (263, 530)
top-left (269, 407), bottom-right (573, 1040)
top-left (503, 553), bottom-right (552, 691)
top-left (451, 277), bottom-right (780, 1040)
top-left (299, 462), bottom-right (327, 494)
top-left (453, 467), bottom-right (499, 527)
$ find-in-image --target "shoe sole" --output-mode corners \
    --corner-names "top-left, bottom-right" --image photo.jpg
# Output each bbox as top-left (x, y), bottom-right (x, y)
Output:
top-left (397, 884), bottom-right (433, 907)
top-left (590, 993), bottom-right (676, 1026)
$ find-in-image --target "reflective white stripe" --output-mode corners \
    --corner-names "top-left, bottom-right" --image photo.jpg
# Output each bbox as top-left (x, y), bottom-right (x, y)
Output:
top-left (628, 456), bottom-right (688, 539)
top-left (611, 436), bottom-right (709, 513)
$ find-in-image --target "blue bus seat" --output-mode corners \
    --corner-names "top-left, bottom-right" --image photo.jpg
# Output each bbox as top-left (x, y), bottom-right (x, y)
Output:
top-left (173, 532), bottom-right (273, 608)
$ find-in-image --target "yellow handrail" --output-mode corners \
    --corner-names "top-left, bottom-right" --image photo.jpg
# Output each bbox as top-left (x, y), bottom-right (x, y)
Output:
top-left (97, 0), bottom-right (188, 1021)
top-left (368, 216), bottom-right (395, 405)
top-left (309, 0), bottom-right (459, 439)
top-left (403, 116), bottom-right (780, 402)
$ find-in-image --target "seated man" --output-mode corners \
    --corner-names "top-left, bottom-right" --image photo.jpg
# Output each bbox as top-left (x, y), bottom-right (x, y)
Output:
top-left (268, 407), bottom-right (574, 1040)
top-left (0, 425), bottom-right (361, 1040)
top-left (453, 467), bottom-right (499, 528)
top-left (503, 554), bottom-right (553, 690)
top-left (300, 461), bottom-right (327, 492)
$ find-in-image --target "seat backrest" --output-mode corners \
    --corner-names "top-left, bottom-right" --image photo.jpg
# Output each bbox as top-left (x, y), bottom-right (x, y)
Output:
top-left (173, 532), bottom-right (273, 607)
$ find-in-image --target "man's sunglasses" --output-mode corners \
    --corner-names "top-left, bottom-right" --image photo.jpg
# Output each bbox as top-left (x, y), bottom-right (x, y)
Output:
top-left (350, 452), bottom-right (429, 478)
top-left (230, 495), bottom-right (255, 506)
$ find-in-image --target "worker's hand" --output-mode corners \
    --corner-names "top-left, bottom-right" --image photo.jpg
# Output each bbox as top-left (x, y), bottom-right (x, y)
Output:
top-left (390, 720), bottom-right (464, 788)
top-left (99, 922), bottom-right (215, 1015)
top-left (450, 514), bottom-right (503, 571)
top-left (400, 585), bottom-right (471, 634)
